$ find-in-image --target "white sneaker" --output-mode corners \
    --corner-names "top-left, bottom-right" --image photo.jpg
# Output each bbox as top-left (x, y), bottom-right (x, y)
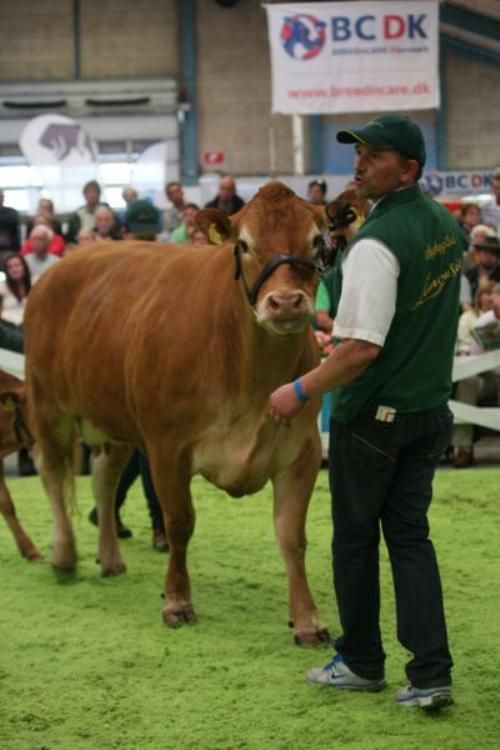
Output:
top-left (306, 654), bottom-right (386, 691)
top-left (396, 684), bottom-right (453, 710)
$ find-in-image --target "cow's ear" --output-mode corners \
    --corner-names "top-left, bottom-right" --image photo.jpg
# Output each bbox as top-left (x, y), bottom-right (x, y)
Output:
top-left (195, 209), bottom-right (236, 245)
top-left (0, 392), bottom-right (20, 412)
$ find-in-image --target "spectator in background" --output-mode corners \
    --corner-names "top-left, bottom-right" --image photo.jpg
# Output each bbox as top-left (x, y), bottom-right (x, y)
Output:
top-left (192, 228), bottom-right (208, 245)
top-left (93, 206), bottom-right (121, 241)
top-left (0, 188), bottom-right (21, 258)
top-left (117, 186), bottom-right (139, 224)
top-left (204, 175), bottom-right (245, 216)
top-left (462, 223), bottom-right (496, 272)
top-left (122, 199), bottom-right (161, 241)
top-left (24, 226), bottom-right (60, 281)
top-left (481, 166), bottom-right (500, 235)
top-left (459, 202), bottom-right (481, 244)
top-left (0, 253), bottom-right (36, 475)
top-left (21, 214), bottom-right (65, 257)
top-left (76, 228), bottom-right (95, 245)
top-left (0, 252), bottom-right (31, 327)
top-left (464, 236), bottom-right (500, 299)
top-left (65, 180), bottom-right (106, 244)
top-left (25, 197), bottom-right (63, 238)
top-left (453, 282), bottom-right (500, 467)
top-left (170, 203), bottom-right (200, 244)
top-left (164, 181), bottom-right (186, 236)
top-left (308, 179), bottom-right (328, 206)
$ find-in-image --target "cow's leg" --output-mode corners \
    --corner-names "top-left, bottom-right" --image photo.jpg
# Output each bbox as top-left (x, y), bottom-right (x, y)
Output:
top-left (0, 460), bottom-right (42, 561)
top-left (33, 412), bottom-right (77, 571)
top-left (147, 448), bottom-right (195, 627)
top-left (92, 443), bottom-right (132, 576)
top-left (272, 434), bottom-right (329, 646)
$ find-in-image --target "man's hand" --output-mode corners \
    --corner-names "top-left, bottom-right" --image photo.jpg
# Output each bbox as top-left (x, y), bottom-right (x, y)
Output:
top-left (268, 382), bottom-right (305, 426)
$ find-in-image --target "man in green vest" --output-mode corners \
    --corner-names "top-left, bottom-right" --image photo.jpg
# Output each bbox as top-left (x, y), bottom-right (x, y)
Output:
top-left (269, 114), bottom-right (465, 710)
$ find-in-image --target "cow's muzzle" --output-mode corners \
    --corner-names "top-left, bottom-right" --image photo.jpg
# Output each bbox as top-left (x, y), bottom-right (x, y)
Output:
top-left (256, 290), bottom-right (313, 334)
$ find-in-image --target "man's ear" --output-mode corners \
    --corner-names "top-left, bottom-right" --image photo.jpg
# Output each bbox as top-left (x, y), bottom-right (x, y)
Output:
top-left (195, 209), bottom-right (237, 245)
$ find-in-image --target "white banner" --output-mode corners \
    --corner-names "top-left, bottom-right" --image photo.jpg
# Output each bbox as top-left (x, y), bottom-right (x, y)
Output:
top-left (19, 114), bottom-right (100, 212)
top-left (265, 1), bottom-right (439, 115)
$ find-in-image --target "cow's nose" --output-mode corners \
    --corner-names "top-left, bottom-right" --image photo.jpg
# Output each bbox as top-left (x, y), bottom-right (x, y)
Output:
top-left (266, 291), bottom-right (307, 317)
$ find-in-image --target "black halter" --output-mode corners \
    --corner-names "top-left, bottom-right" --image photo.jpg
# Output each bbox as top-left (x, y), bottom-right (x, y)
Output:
top-left (233, 244), bottom-right (326, 308)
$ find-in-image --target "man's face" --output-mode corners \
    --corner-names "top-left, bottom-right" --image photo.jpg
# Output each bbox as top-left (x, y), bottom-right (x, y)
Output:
top-left (183, 206), bottom-right (198, 226)
top-left (167, 183), bottom-right (184, 206)
top-left (219, 179), bottom-right (235, 202)
top-left (353, 144), bottom-right (414, 201)
top-left (84, 186), bottom-right (100, 208)
top-left (476, 249), bottom-right (498, 270)
top-left (95, 209), bottom-right (114, 236)
top-left (31, 232), bottom-right (50, 256)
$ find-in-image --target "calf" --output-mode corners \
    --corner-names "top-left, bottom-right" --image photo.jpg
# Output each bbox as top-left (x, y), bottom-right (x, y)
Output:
top-left (0, 369), bottom-right (41, 561)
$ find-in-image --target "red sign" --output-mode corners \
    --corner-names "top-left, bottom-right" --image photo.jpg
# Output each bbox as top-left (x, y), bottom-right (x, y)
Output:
top-left (203, 151), bottom-right (225, 167)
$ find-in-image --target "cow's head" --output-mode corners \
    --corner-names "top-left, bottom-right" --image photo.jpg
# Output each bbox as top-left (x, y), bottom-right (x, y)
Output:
top-left (196, 182), bottom-right (327, 335)
top-left (0, 370), bottom-right (31, 457)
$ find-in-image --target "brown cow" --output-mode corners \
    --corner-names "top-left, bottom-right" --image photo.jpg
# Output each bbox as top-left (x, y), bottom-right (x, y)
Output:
top-left (0, 369), bottom-right (42, 561)
top-left (24, 181), bottom-right (329, 644)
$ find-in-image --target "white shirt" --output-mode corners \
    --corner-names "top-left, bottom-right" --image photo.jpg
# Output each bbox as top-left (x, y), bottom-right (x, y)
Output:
top-left (334, 238), bottom-right (400, 346)
top-left (25, 253), bottom-right (60, 282)
top-left (481, 199), bottom-right (500, 235)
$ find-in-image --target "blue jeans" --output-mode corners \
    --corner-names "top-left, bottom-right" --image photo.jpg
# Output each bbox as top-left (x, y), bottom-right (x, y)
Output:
top-left (329, 406), bottom-right (453, 688)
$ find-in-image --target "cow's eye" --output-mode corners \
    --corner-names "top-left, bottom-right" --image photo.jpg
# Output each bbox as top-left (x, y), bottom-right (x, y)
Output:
top-left (237, 239), bottom-right (249, 253)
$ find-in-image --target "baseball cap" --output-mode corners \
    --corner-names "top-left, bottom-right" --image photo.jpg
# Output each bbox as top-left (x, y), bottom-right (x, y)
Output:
top-left (336, 114), bottom-right (426, 165)
top-left (125, 199), bottom-right (161, 234)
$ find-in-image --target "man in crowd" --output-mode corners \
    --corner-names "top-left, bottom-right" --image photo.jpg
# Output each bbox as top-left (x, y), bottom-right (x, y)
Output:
top-left (269, 114), bottom-right (465, 711)
top-left (65, 180), bottom-right (107, 244)
top-left (164, 181), bottom-right (187, 236)
top-left (24, 226), bottom-right (60, 281)
top-left (464, 236), bottom-right (500, 299)
top-left (204, 175), bottom-right (245, 215)
top-left (0, 188), bottom-right (21, 258)
top-left (481, 166), bottom-right (500, 235)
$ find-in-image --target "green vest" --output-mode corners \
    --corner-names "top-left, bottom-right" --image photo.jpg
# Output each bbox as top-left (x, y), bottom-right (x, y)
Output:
top-left (331, 185), bottom-right (465, 423)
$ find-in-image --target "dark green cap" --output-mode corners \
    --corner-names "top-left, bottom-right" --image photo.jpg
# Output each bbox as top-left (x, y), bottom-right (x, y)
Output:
top-left (337, 114), bottom-right (426, 165)
top-left (125, 199), bottom-right (161, 234)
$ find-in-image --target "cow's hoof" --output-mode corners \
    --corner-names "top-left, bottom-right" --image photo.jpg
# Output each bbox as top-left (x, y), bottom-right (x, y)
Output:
top-left (101, 561), bottom-right (127, 577)
top-left (162, 605), bottom-right (197, 628)
top-left (294, 628), bottom-right (332, 647)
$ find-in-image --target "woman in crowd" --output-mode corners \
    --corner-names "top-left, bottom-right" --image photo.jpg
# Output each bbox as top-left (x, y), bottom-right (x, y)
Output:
top-left (0, 252), bottom-right (32, 327)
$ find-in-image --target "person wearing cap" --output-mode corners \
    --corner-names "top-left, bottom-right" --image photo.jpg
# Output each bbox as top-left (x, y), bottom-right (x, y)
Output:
top-left (481, 167), bottom-right (500, 235)
top-left (123, 198), bottom-right (162, 241)
top-left (464, 236), bottom-right (500, 300)
top-left (269, 113), bottom-right (466, 710)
